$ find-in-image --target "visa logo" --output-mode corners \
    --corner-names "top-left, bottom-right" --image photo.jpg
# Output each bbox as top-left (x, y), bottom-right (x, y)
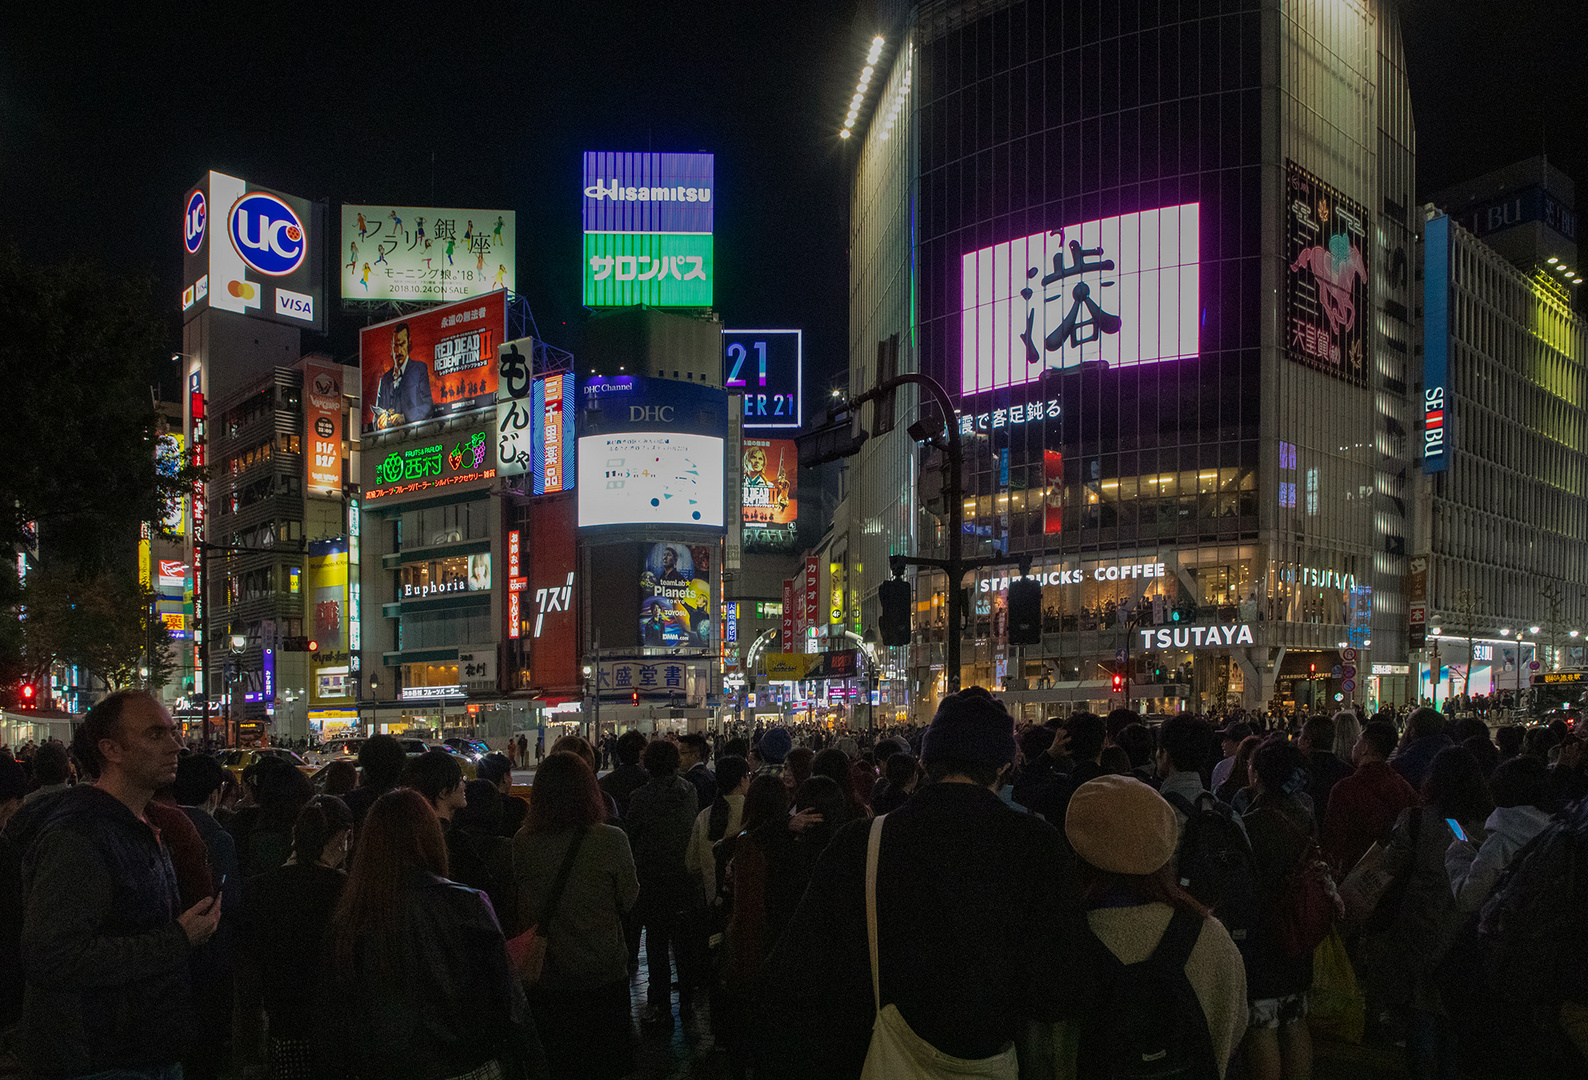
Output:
top-left (275, 287), bottom-right (315, 322)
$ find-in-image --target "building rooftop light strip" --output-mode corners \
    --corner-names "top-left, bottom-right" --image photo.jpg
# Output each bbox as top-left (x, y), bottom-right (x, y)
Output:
top-left (840, 35), bottom-right (886, 138)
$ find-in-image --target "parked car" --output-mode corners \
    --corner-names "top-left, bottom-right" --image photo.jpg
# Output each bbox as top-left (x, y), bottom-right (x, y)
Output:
top-left (219, 747), bottom-right (316, 783)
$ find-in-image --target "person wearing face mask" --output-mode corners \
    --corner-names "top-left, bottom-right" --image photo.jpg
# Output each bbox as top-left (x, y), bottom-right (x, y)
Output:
top-left (239, 795), bottom-right (354, 1080)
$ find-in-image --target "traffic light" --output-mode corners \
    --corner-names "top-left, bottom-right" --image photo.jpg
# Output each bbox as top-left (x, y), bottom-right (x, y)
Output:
top-left (1170, 606), bottom-right (1182, 622)
top-left (281, 636), bottom-right (318, 652)
top-left (308, 639), bottom-right (319, 653)
top-left (1007, 578), bottom-right (1043, 646)
top-left (1112, 671), bottom-right (1125, 694)
top-left (630, 690), bottom-right (640, 706)
top-left (19, 683), bottom-right (35, 708)
top-left (877, 577), bottom-right (912, 646)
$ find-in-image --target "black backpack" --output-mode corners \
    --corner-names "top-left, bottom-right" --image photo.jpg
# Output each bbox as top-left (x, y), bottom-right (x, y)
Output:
top-left (1478, 797), bottom-right (1588, 1008)
top-left (1078, 907), bottom-right (1222, 1080)
top-left (1162, 791), bottom-right (1260, 953)
top-left (1437, 799), bottom-right (1588, 1076)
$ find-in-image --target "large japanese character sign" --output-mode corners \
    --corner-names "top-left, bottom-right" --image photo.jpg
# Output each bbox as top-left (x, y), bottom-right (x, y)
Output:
top-left (1284, 162), bottom-right (1370, 387)
top-left (960, 204), bottom-right (1200, 396)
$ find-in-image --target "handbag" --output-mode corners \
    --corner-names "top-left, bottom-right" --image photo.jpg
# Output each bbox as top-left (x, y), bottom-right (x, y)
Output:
top-left (505, 826), bottom-right (588, 985)
top-left (859, 815), bottom-right (1019, 1079)
top-left (1340, 808), bottom-right (1420, 936)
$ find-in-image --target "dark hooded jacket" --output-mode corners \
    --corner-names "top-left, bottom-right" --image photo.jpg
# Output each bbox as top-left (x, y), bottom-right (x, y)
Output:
top-left (18, 786), bottom-right (194, 1077)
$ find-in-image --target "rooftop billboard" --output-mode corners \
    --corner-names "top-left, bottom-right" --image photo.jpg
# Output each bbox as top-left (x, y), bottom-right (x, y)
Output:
top-left (341, 205), bottom-right (514, 302)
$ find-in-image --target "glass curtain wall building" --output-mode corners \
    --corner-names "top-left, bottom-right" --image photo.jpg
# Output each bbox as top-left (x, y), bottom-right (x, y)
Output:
top-left (846, 0), bottom-right (1416, 721)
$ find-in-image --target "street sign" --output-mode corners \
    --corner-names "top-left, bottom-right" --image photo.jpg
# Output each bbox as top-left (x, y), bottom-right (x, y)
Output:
top-left (1116, 648), bottom-right (1127, 664)
top-left (1342, 679), bottom-right (1356, 692)
top-left (1342, 648), bottom-right (1358, 662)
top-left (1530, 660), bottom-right (1542, 671)
top-left (1331, 665), bottom-right (1343, 678)
top-left (1342, 665), bottom-right (1357, 679)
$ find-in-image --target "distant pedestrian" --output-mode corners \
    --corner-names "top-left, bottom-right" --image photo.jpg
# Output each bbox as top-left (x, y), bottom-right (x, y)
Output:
top-left (340, 734), bottom-right (407, 826)
top-left (625, 739), bottom-right (698, 1029)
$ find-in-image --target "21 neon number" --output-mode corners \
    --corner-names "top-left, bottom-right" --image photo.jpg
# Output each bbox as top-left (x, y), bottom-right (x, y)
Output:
top-left (725, 341), bottom-right (768, 388)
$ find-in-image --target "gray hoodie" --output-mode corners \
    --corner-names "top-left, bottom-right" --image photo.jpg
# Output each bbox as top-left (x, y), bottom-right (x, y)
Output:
top-left (1445, 803), bottom-right (1554, 913)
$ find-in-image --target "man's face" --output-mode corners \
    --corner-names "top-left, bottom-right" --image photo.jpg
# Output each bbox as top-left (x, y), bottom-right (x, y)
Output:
top-left (391, 327), bottom-right (411, 369)
top-left (102, 697), bottom-right (181, 790)
top-left (679, 744), bottom-right (700, 768)
top-left (662, 548), bottom-right (677, 572)
top-left (1222, 737), bottom-right (1239, 759)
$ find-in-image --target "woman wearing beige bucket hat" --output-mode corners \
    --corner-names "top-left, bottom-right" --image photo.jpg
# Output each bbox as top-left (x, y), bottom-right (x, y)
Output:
top-left (1065, 774), bottom-right (1250, 1079)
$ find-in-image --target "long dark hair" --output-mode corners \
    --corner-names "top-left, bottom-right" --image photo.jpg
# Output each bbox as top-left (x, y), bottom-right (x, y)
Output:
top-left (740, 774), bottom-right (789, 834)
top-left (1423, 746), bottom-right (1493, 822)
top-left (330, 788), bottom-right (447, 970)
top-left (526, 751), bottom-right (605, 834)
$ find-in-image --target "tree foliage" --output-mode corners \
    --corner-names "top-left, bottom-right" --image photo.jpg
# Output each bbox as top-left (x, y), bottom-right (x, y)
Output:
top-left (19, 567), bottom-right (174, 699)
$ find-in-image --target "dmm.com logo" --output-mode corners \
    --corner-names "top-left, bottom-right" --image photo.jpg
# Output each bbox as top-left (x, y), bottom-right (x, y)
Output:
top-left (184, 189), bottom-right (207, 254)
top-left (229, 192), bottom-right (306, 277)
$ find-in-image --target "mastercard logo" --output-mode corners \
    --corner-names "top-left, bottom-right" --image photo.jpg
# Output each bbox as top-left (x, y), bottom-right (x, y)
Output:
top-left (228, 280), bottom-right (258, 299)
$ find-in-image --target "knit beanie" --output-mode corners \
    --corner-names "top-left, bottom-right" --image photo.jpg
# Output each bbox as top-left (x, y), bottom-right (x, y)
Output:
top-left (758, 726), bottom-right (793, 764)
top-left (1065, 775), bottom-right (1178, 876)
top-left (919, 687), bottom-right (1018, 768)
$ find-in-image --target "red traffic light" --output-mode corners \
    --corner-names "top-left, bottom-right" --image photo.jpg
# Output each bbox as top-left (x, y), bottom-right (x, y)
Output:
top-left (20, 684), bottom-right (35, 702)
top-left (1112, 673), bottom-right (1124, 693)
top-left (308, 640), bottom-right (319, 652)
top-left (631, 690), bottom-right (640, 706)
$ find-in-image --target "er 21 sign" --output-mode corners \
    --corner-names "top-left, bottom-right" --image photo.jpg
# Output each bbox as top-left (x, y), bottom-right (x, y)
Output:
top-left (722, 330), bottom-right (802, 430)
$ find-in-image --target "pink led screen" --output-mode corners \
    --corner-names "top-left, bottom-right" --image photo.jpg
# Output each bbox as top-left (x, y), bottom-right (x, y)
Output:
top-left (960, 203), bottom-right (1200, 396)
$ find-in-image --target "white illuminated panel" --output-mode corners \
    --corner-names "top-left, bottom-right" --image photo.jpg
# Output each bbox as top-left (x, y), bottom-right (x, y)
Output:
top-left (960, 203), bottom-right (1200, 395)
top-left (577, 433), bottom-right (725, 528)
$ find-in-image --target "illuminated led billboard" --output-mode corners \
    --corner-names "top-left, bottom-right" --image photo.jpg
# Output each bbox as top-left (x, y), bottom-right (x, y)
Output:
top-left (1285, 162), bottom-right (1370, 387)
top-left (577, 434), bottom-right (725, 528)
top-left (182, 170), bottom-right (325, 331)
top-left (723, 329), bottom-right (802, 429)
top-left (359, 292), bottom-right (505, 434)
top-left (341, 205), bottom-right (514, 302)
top-left (582, 151), bottom-right (714, 307)
top-left (959, 203), bottom-right (1200, 396)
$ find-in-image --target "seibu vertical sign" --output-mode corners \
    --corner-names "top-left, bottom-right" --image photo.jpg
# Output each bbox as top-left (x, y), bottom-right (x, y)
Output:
top-left (303, 359), bottom-right (343, 497)
top-left (1422, 213), bottom-right (1451, 473)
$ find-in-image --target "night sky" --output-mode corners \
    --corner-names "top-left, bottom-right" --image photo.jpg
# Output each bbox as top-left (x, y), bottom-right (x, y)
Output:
top-left (2, 0), bottom-right (1582, 402)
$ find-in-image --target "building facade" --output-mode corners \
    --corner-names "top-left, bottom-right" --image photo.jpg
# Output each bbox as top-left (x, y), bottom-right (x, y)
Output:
top-left (1415, 178), bottom-right (1588, 704)
top-left (845, 0), bottom-right (1417, 721)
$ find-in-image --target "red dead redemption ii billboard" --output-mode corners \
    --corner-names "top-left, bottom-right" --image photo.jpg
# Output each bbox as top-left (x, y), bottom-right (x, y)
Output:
top-left (360, 291), bottom-right (505, 434)
top-left (1285, 161), bottom-right (1370, 387)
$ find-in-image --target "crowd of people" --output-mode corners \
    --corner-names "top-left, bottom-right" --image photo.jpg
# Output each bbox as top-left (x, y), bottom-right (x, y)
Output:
top-left (1, 689), bottom-right (1587, 1079)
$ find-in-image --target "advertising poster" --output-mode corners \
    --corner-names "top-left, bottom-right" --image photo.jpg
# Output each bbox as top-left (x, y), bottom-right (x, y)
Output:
top-left (155, 433), bottom-right (185, 534)
top-left (360, 291), bottom-right (505, 434)
top-left (1043, 449), bottom-right (1063, 535)
top-left (639, 542), bottom-right (713, 649)
top-left (367, 426), bottom-right (494, 502)
top-left (341, 206), bottom-right (514, 302)
top-left (528, 495), bottom-right (579, 691)
top-left (741, 437), bottom-right (796, 551)
top-left (1285, 162), bottom-right (1371, 387)
top-left (960, 204), bottom-right (1200, 396)
top-left (182, 170), bottom-right (325, 331)
top-left (804, 555), bottom-right (819, 632)
top-left (782, 578), bottom-right (795, 652)
top-left (306, 542), bottom-right (350, 706)
top-left (533, 372), bottom-right (574, 494)
top-left (303, 359), bottom-right (343, 497)
top-left (495, 337), bottom-right (534, 478)
top-left (582, 151), bottom-right (714, 307)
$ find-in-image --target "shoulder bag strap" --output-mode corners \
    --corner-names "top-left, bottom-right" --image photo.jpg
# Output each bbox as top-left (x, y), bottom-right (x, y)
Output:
top-left (539, 826), bottom-right (589, 928)
top-left (865, 813), bottom-right (886, 1015)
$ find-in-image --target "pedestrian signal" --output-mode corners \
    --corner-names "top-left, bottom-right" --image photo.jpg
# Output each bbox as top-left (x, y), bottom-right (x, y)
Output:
top-left (877, 577), bottom-right (912, 646)
top-left (1112, 672), bottom-right (1125, 694)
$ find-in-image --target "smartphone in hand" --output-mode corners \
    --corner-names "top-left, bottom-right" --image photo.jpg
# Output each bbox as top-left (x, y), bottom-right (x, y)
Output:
top-left (1446, 817), bottom-right (1470, 843)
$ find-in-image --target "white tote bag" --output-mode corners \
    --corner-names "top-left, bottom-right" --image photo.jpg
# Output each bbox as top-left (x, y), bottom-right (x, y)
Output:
top-left (858, 815), bottom-right (1020, 1080)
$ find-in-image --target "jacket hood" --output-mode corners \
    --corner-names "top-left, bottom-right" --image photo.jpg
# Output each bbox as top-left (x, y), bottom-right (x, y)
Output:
top-left (1483, 804), bottom-right (1553, 846)
top-left (7, 785), bottom-right (132, 854)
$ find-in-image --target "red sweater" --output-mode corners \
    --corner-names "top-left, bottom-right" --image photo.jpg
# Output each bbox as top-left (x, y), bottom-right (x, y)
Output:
top-left (1321, 760), bottom-right (1420, 873)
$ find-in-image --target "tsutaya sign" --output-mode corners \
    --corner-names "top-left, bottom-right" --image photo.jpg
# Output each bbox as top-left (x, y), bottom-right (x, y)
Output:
top-left (1138, 625), bottom-right (1256, 649)
top-left (979, 561), bottom-right (1167, 593)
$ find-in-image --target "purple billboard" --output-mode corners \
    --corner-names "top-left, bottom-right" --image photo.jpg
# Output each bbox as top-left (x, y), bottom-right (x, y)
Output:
top-left (581, 152), bottom-right (715, 234)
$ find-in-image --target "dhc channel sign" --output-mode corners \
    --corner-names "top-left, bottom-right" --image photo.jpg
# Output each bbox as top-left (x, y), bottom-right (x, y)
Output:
top-left (229, 192), bottom-right (307, 277)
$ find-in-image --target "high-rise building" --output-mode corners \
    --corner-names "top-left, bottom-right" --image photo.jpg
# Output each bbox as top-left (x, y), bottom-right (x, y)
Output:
top-left (1414, 160), bottom-right (1588, 704)
top-left (842, 0), bottom-right (1417, 720)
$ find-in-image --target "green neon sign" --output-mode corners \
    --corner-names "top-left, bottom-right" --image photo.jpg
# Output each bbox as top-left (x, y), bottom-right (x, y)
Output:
top-left (582, 232), bottom-right (713, 307)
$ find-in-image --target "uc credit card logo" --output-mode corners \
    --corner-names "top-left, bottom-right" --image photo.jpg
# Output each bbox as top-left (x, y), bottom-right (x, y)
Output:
top-left (229, 192), bottom-right (306, 277)
top-left (184, 190), bottom-right (207, 254)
